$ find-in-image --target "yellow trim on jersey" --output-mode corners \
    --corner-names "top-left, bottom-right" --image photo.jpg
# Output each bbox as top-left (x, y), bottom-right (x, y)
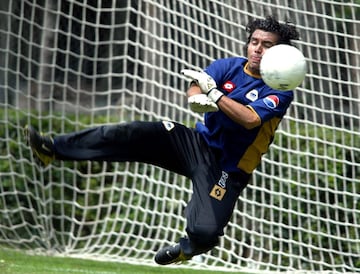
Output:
top-left (244, 62), bottom-right (262, 79)
top-left (247, 105), bottom-right (261, 122)
top-left (237, 116), bottom-right (282, 174)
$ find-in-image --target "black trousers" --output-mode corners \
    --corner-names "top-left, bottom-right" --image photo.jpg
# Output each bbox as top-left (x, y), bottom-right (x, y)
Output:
top-left (54, 121), bottom-right (250, 253)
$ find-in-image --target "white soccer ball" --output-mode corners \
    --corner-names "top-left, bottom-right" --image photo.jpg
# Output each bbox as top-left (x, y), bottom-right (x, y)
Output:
top-left (260, 44), bottom-right (306, 91)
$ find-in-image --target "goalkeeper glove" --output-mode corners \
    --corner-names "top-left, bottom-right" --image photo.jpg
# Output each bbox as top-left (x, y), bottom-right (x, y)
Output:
top-left (181, 69), bottom-right (224, 103)
top-left (187, 94), bottom-right (219, 113)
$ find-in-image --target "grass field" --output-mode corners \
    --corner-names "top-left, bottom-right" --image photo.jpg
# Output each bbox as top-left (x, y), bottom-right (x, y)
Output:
top-left (0, 247), bottom-right (243, 274)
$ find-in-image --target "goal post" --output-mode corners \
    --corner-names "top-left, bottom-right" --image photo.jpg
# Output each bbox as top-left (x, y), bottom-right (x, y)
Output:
top-left (0, 0), bottom-right (359, 272)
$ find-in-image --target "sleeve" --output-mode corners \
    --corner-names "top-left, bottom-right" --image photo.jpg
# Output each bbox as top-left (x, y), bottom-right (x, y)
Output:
top-left (247, 90), bottom-right (293, 122)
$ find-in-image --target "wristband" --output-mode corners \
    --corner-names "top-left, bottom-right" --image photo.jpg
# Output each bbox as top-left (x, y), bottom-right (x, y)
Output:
top-left (207, 88), bottom-right (223, 103)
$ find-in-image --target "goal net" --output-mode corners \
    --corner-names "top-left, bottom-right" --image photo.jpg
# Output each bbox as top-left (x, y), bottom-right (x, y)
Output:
top-left (0, 0), bottom-right (359, 272)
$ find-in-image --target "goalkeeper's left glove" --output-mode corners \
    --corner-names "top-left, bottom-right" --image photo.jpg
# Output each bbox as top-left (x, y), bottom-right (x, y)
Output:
top-left (181, 69), bottom-right (224, 103)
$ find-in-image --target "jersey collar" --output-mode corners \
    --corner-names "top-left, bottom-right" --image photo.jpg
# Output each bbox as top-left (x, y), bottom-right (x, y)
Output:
top-left (244, 62), bottom-right (262, 79)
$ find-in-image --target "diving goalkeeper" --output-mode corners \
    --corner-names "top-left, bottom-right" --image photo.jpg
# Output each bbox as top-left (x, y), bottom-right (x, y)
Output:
top-left (25, 16), bottom-right (300, 265)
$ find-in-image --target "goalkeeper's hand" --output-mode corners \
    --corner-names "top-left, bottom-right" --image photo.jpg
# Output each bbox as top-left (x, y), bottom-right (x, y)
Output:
top-left (181, 69), bottom-right (224, 103)
top-left (181, 69), bottom-right (216, 93)
top-left (187, 94), bottom-right (219, 113)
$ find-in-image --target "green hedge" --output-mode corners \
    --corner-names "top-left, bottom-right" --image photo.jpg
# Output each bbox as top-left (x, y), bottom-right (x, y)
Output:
top-left (256, 122), bottom-right (360, 269)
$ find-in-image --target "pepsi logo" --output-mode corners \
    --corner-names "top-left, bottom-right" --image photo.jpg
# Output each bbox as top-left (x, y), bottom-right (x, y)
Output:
top-left (263, 95), bottom-right (279, 109)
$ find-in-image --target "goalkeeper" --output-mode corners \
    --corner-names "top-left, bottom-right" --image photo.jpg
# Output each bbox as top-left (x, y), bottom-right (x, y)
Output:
top-left (25, 15), bottom-right (300, 265)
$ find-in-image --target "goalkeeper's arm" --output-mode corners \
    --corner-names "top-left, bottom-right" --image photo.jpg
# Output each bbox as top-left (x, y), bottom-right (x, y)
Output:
top-left (182, 69), bottom-right (260, 128)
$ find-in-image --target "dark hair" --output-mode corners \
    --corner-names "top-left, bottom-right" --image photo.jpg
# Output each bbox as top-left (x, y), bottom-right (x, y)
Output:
top-left (246, 15), bottom-right (300, 45)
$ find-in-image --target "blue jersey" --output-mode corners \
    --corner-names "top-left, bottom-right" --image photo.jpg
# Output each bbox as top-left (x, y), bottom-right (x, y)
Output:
top-left (195, 57), bottom-right (293, 174)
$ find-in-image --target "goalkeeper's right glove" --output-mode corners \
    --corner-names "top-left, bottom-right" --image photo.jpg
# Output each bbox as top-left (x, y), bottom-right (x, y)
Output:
top-left (187, 94), bottom-right (219, 113)
top-left (181, 69), bottom-right (224, 103)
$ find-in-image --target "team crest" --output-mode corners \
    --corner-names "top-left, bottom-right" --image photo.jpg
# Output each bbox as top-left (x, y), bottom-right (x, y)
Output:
top-left (246, 89), bottom-right (258, 101)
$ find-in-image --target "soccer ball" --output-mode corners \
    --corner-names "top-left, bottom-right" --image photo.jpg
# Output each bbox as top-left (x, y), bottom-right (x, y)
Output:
top-left (260, 44), bottom-right (306, 91)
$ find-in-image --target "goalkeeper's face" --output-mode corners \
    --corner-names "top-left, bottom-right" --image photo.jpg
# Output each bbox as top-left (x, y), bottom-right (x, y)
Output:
top-left (247, 29), bottom-right (279, 76)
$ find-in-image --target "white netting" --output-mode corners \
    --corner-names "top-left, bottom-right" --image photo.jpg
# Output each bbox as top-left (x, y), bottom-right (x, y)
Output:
top-left (0, 0), bottom-right (359, 272)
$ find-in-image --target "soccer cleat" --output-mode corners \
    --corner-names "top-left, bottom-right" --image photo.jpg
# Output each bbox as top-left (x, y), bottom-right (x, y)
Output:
top-left (24, 125), bottom-right (55, 167)
top-left (154, 243), bottom-right (192, 265)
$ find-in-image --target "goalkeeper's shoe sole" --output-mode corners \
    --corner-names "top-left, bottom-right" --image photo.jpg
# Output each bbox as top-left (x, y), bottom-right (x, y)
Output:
top-left (24, 125), bottom-right (55, 167)
top-left (154, 243), bottom-right (192, 265)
